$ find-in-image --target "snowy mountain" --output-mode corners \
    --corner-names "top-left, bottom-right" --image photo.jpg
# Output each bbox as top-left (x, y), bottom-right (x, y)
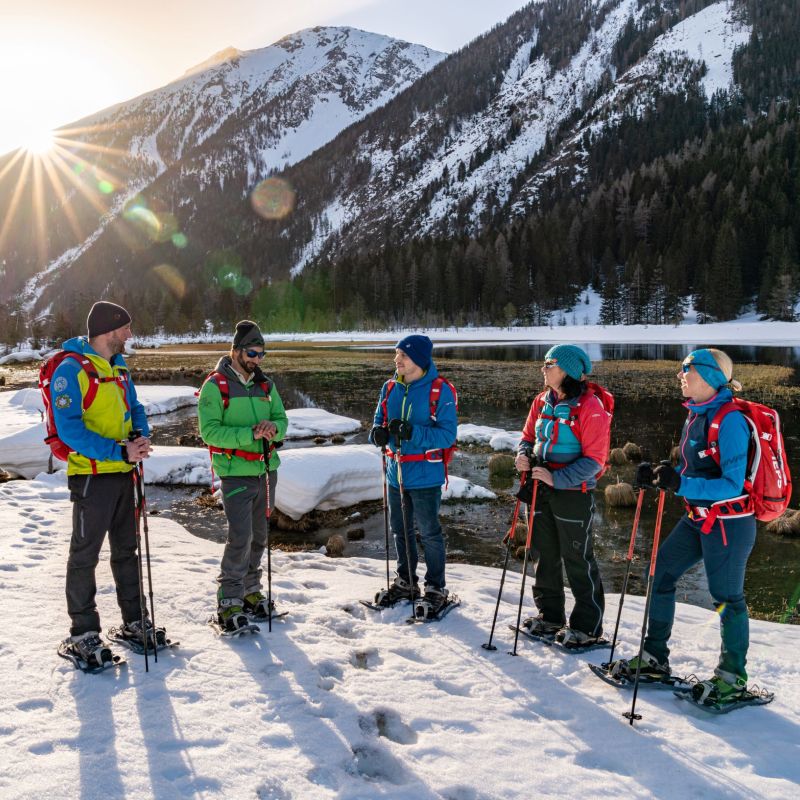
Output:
top-left (2, 0), bottom-right (796, 333)
top-left (0, 26), bottom-right (445, 316)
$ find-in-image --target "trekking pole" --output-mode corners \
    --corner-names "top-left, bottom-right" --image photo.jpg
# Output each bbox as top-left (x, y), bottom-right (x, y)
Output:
top-left (510, 478), bottom-right (539, 656)
top-left (623, 487), bottom-right (666, 725)
top-left (395, 433), bottom-right (417, 622)
top-left (262, 438), bottom-right (278, 633)
top-left (138, 458), bottom-right (158, 664)
top-left (381, 446), bottom-right (390, 594)
top-left (129, 431), bottom-right (149, 672)
top-left (607, 487), bottom-right (645, 667)
top-left (482, 472), bottom-right (527, 652)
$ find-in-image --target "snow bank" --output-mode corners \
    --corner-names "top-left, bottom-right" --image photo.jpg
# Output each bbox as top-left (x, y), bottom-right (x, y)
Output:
top-left (26, 443), bottom-right (495, 519)
top-left (286, 407), bottom-right (360, 438)
top-left (458, 423), bottom-right (522, 452)
top-left (0, 386), bottom-right (199, 479)
top-left (1, 475), bottom-right (798, 800)
top-left (0, 348), bottom-right (45, 365)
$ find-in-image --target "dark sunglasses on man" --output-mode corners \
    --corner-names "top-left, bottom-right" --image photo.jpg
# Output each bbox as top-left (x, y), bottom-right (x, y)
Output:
top-left (244, 349), bottom-right (265, 359)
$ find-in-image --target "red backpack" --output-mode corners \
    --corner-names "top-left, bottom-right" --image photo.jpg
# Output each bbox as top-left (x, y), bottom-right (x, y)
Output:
top-left (39, 351), bottom-right (129, 461)
top-left (533, 381), bottom-right (615, 479)
top-left (704, 398), bottom-right (792, 522)
top-left (197, 369), bottom-right (272, 409)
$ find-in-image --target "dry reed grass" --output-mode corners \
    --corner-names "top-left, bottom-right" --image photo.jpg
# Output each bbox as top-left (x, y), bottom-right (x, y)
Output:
top-left (488, 454), bottom-right (516, 478)
top-left (605, 481), bottom-right (637, 507)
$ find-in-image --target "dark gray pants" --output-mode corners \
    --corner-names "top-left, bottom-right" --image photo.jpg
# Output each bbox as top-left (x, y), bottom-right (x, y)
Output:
top-left (66, 472), bottom-right (143, 636)
top-left (531, 487), bottom-right (605, 637)
top-left (217, 472), bottom-right (278, 600)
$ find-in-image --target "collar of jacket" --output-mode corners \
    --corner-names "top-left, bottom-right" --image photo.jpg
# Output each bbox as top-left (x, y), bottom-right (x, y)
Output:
top-left (683, 387), bottom-right (733, 415)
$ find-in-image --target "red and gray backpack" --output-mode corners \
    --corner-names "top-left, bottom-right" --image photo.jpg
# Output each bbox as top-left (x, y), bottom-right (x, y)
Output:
top-left (380, 376), bottom-right (459, 484)
top-left (702, 398), bottom-right (792, 522)
top-left (39, 351), bottom-right (129, 462)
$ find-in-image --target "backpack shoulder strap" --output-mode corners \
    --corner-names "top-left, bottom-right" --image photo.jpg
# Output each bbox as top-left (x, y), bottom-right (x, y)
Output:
top-left (380, 379), bottom-right (397, 424)
top-left (429, 376), bottom-right (458, 420)
top-left (58, 352), bottom-right (101, 410)
top-left (201, 370), bottom-right (231, 409)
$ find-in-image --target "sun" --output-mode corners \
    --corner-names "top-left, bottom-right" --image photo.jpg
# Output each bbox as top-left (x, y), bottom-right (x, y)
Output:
top-left (24, 130), bottom-right (56, 155)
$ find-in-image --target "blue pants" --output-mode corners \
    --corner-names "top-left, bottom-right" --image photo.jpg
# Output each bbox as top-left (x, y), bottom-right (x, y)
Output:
top-left (388, 484), bottom-right (446, 590)
top-left (644, 513), bottom-right (756, 679)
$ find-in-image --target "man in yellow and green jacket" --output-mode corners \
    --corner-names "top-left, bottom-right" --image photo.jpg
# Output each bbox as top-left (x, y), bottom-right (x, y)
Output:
top-left (52, 300), bottom-right (165, 668)
top-left (198, 320), bottom-right (288, 632)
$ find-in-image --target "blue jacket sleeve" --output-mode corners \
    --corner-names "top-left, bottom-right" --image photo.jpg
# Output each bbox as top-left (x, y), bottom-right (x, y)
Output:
top-left (409, 383), bottom-right (457, 451)
top-left (127, 379), bottom-right (150, 437)
top-left (51, 361), bottom-right (125, 462)
top-left (368, 383), bottom-right (389, 445)
top-left (551, 456), bottom-right (604, 490)
top-left (678, 412), bottom-right (750, 502)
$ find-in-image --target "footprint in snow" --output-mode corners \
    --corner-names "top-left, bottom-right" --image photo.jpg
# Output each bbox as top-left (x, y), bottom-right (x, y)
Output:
top-left (350, 647), bottom-right (381, 670)
top-left (358, 708), bottom-right (418, 745)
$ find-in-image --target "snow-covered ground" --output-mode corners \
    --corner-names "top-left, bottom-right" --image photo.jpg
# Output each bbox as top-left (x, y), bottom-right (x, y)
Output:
top-left (1, 474), bottom-right (798, 799)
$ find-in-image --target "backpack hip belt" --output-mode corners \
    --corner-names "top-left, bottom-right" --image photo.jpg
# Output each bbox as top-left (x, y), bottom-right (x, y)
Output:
top-left (385, 447), bottom-right (447, 463)
top-left (208, 446), bottom-right (266, 462)
top-left (685, 493), bottom-right (753, 537)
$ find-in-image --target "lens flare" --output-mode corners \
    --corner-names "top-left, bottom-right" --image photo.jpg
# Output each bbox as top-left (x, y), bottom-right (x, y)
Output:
top-left (172, 232), bottom-right (188, 249)
top-left (24, 130), bottom-right (55, 154)
top-left (209, 250), bottom-right (253, 297)
top-left (151, 263), bottom-right (186, 299)
top-left (250, 177), bottom-right (296, 220)
top-left (97, 179), bottom-right (114, 194)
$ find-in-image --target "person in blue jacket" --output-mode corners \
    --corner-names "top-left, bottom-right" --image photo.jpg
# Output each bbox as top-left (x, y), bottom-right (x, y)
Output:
top-left (610, 348), bottom-right (756, 707)
top-left (369, 335), bottom-right (458, 616)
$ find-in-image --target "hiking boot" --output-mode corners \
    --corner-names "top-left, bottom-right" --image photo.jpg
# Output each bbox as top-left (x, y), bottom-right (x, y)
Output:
top-left (415, 586), bottom-right (449, 619)
top-left (691, 672), bottom-right (747, 706)
top-left (120, 619), bottom-right (168, 649)
top-left (521, 615), bottom-right (563, 636)
top-left (608, 650), bottom-right (671, 681)
top-left (243, 591), bottom-right (275, 619)
top-left (555, 627), bottom-right (603, 648)
top-left (67, 631), bottom-right (113, 669)
top-left (217, 597), bottom-right (249, 632)
top-left (373, 576), bottom-right (419, 607)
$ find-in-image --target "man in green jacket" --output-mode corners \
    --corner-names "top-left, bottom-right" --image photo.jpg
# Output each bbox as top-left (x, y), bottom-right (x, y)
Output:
top-left (198, 320), bottom-right (288, 632)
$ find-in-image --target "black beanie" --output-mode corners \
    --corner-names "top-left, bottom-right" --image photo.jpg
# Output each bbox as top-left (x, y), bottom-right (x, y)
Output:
top-left (233, 320), bottom-right (265, 349)
top-left (87, 301), bottom-right (132, 338)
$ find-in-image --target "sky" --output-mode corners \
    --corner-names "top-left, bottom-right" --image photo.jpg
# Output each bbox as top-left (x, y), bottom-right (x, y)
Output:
top-left (0, 0), bottom-right (528, 156)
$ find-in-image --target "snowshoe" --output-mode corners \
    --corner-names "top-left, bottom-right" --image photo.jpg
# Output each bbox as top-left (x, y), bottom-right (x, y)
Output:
top-left (108, 619), bottom-right (176, 654)
top-left (510, 623), bottom-right (609, 653)
top-left (589, 661), bottom-right (694, 691)
top-left (242, 592), bottom-right (288, 621)
top-left (605, 651), bottom-right (672, 682)
top-left (58, 632), bottom-right (125, 674)
top-left (521, 615), bottom-right (563, 637)
top-left (411, 588), bottom-right (459, 622)
top-left (555, 627), bottom-right (608, 650)
top-left (369, 576), bottom-right (420, 609)
top-left (675, 679), bottom-right (774, 714)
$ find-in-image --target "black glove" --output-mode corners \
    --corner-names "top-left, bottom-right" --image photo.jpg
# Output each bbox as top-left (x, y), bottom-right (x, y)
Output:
top-left (387, 418), bottom-right (413, 441)
top-left (371, 425), bottom-right (390, 448)
top-left (515, 475), bottom-right (533, 505)
top-left (653, 463), bottom-right (681, 493)
top-left (634, 462), bottom-right (655, 490)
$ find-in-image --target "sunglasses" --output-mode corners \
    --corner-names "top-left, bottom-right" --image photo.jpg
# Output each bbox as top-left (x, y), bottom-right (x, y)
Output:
top-left (681, 361), bottom-right (723, 374)
top-left (543, 359), bottom-right (558, 369)
top-left (244, 349), bottom-right (265, 359)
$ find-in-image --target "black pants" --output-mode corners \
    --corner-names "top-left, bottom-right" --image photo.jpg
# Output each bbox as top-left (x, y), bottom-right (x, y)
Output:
top-left (531, 487), bottom-right (605, 636)
top-left (66, 472), bottom-right (142, 636)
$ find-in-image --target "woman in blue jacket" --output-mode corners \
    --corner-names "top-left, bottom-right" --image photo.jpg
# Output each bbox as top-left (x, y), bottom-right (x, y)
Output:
top-left (612, 348), bottom-right (756, 707)
top-left (369, 335), bottom-right (458, 616)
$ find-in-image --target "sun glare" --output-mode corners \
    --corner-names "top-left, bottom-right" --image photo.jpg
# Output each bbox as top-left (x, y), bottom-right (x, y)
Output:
top-left (25, 130), bottom-right (55, 155)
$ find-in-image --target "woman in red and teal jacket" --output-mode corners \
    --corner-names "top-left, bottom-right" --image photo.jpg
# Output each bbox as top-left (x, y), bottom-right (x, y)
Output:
top-left (612, 348), bottom-right (755, 708)
top-left (514, 344), bottom-right (611, 647)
